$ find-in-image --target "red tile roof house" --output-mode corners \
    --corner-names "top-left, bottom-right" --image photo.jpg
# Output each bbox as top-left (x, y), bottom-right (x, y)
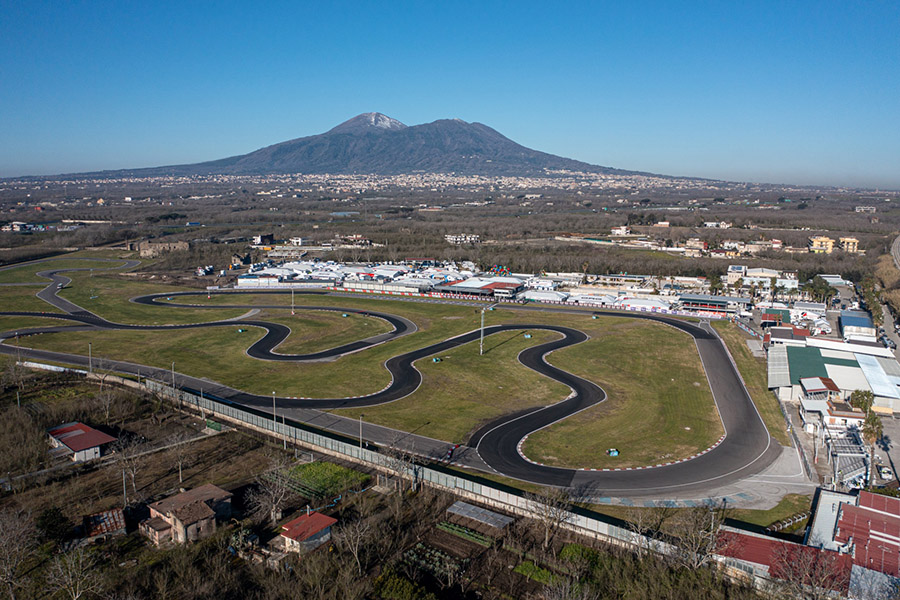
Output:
top-left (280, 510), bottom-right (337, 554)
top-left (140, 484), bottom-right (232, 546)
top-left (47, 422), bottom-right (117, 463)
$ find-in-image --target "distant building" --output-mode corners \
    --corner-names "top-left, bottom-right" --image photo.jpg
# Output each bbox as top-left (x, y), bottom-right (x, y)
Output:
top-left (47, 422), bottom-right (116, 463)
top-left (289, 237), bottom-right (305, 246)
top-left (231, 253), bottom-right (251, 266)
top-left (855, 206), bottom-right (877, 213)
top-left (280, 511), bottom-right (337, 554)
top-left (703, 221), bottom-right (732, 229)
top-left (808, 235), bottom-right (835, 254)
top-left (252, 234), bottom-right (275, 245)
top-left (134, 240), bottom-right (190, 258)
top-left (839, 237), bottom-right (860, 254)
top-left (685, 238), bottom-right (708, 251)
top-left (610, 226), bottom-right (630, 236)
top-left (444, 233), bottom-right (481, 245)
top-left (140, 484), bottom-right (232, 546)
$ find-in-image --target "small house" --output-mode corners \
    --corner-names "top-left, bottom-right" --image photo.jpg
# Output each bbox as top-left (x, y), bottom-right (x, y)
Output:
top-left (140, 484), bottom-right (232, 546)
top-left (280, 511), bottom-right (337, 554)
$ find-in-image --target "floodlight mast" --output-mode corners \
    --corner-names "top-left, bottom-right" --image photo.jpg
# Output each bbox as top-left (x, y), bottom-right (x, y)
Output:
top-left (480, 308), bottom-right (485, 356)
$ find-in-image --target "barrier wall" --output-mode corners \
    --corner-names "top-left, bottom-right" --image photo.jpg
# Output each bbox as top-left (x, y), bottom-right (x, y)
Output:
top-left (142, 378), bottom-right (650, 551)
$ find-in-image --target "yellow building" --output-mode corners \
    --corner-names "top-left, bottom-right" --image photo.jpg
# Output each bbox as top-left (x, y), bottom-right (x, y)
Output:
top-left (808, 235), bottom-right (835, 254)
top-left (839, 237), bottom-right (860, 253)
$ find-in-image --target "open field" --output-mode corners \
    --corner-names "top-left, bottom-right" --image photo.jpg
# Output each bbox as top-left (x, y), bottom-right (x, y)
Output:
top-left (0, 286), bottom-right (64, 313)
top-left (712, 321), bottom-right (789, 446)
top-left (0, 258), bottom-right (132, 284)
top-left (0, 315), bottom-right (73, 332)
top-left (519, 317), bottom-right (723, 469)
top-left (333, 329), bottom-right (568, 442)
top-left (258, 309), bottom-right (394, 355)
top-left (57, 271), bottom-right (247, 324)
top-left (20, 294), bottom-right (723, 467)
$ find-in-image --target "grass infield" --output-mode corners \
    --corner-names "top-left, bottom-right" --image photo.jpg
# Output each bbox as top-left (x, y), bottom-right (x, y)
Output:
top-left (18, 289), bottom-right (723, 469)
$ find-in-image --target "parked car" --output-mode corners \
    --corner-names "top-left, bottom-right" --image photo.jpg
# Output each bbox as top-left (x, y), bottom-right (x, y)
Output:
top-left (878, 466), bottom-right (895, 481)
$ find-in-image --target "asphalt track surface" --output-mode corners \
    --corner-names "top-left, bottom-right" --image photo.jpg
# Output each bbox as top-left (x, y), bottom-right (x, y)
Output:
top-left (0, 260), bottom-right (781, 495)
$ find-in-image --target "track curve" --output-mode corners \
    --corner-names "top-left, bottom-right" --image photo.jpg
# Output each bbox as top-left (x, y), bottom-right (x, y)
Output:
top-left (0, 261), bottom-right (780, 494)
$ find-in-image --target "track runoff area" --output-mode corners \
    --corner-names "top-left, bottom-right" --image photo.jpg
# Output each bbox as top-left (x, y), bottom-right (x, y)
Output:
top-left (0, 261), bottom-right (780, 497)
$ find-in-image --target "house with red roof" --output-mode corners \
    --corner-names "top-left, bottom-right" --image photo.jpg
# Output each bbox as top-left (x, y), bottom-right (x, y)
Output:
top-left (280, 510), bottom-right (337, 554)
top-left (47, 422), bottom-right (117, 463)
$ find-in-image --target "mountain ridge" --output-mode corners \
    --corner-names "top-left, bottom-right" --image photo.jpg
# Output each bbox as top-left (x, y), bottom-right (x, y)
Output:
top-left (42, 113), bottom-right (656, 179)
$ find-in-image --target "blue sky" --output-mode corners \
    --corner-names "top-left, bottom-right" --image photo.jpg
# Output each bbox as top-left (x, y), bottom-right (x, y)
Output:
top-left (1, 1), bottom-right (898, 188)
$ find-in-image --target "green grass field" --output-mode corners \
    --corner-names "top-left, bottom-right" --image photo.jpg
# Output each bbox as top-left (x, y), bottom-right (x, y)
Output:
top-left (712, 321), bottom-right (789, 446)
top-left (14, 281), bottom-right (723, 468)
top-left (56, 272), bottom-right (247, 324)
top-left (0, 286), bottom-right (64, 313)
top-left (0, 315), bottom-right (73, 333)
top-left (0, 258), bottom-right (132, 284)
top-left (333, 329), bottom-right (569, 442)
top-left (259, 310), bottom-right (394, 355)
top-left (520, 317), bottom-right (723, 469)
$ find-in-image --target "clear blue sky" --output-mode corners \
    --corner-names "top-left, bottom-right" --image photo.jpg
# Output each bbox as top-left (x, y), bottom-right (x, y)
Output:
top-left (2, 1), bottom-right (898, 188)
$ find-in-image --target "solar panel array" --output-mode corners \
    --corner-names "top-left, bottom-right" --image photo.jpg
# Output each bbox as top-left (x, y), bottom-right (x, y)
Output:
top-left (447, 500), bottom-right (514, 530)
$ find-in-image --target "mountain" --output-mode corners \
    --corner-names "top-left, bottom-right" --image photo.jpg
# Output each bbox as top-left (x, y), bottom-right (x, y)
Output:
top-left (83, 113), bottom-right (646, 178)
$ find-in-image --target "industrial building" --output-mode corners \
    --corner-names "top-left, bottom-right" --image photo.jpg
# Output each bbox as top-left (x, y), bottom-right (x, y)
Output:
top-left (768, 337), bottom-right (900, 414)
top-left (840, 310), bottom-right (877, 343)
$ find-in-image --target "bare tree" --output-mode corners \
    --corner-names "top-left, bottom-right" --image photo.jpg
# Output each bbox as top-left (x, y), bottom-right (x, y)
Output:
top-left (625, 505), bottom-right (674, 560)
top-left (524, 487), bottom-right (574, 554)
top-left (669, 504), bottom-right (728, 570)
top-left (335, 517), bottom-right (372, 575)
top-left (540, 578), bottom-right (600, 600)
top-left (166, 433), bottom-right (193, 484)
top-left (247, 453), bottom-right (297, 527)
top-left (770, 542), bottom-right (849, 600)
top-left (0, 509), bottom-right (35, 600)
top-left (114, 437), bottom-right (146, 500)
top-left (48, 548), bottom-right (102, 600)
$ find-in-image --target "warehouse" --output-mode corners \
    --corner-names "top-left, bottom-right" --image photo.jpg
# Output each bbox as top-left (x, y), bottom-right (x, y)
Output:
top-left (768, 337), bottom-right (900, 414)
top-left (840, 310), bottom-right (877, 343)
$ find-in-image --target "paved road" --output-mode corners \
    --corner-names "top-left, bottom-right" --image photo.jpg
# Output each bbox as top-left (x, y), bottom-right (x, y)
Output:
top-left (0, 262), bottom-right (780, 496)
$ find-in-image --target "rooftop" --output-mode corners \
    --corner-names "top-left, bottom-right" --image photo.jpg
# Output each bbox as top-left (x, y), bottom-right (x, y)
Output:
top-left (47, 422), bottom-right (116, 452)
top-left (149, 484), bottom-right (231, 519)
top-left (281, 511), bottom-right (337, 542)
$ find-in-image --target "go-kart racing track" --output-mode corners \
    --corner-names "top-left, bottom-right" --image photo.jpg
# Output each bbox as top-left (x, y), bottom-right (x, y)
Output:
top-left (0, 259), bottom-right (781, 497)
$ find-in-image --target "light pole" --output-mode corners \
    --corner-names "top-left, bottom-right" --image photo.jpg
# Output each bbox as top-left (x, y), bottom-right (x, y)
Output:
top-left (291, 288), bottom-right (295, 315)
top-left (359, 414), bottom-right (364, 449)
top-left (88, 342), bottom-right (92, 374)
top-left (480, 306), bottom-right (493, 355)
top-left (272, 391), bottom-right (277, 435)
top-left (171, 361), bottom-right (176, 404)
